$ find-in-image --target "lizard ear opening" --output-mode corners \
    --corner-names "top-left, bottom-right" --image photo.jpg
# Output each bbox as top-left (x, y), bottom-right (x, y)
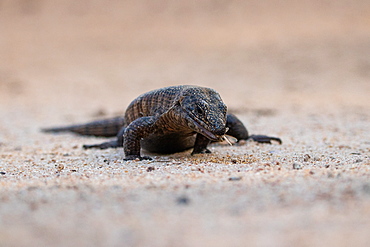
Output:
top-left (176, 96), bottom-right (185, 106)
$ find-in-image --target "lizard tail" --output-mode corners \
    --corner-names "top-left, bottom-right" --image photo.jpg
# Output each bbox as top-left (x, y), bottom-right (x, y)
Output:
top-left (41, 117), bottom-right (125, 137)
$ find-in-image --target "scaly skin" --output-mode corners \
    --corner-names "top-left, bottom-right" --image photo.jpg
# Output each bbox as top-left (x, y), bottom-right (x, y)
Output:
top-left (42, 85), bottom-right (282, 160)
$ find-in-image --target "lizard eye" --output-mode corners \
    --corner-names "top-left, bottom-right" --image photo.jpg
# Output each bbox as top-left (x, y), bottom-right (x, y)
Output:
top-left (194, 105), bottom-right (204, 115)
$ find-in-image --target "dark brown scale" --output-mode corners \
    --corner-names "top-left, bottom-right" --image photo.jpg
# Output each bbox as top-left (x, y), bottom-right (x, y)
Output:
top-left (41, 117), bottom-right (125, 137)
top-left (42, 85), bottom-right (282, 160)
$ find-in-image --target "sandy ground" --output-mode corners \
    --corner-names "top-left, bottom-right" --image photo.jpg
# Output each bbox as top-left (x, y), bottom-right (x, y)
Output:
top-left (1, 0), bottom-right (370, 246)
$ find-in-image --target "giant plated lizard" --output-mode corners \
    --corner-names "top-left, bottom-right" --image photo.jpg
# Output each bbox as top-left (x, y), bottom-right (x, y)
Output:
top-left (43, 85), bottom-right (281, 160)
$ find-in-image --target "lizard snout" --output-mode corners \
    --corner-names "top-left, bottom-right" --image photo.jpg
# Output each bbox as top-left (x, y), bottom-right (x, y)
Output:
top-left (212, 126), bottom-right (227, 137)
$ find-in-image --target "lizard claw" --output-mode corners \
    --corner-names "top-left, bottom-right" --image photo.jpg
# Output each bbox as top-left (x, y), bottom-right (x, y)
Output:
top-left (248, 135), bottom-right (282, 144)
top-left (123, 155), bottom-right (153, 161)
top-left (191, 148), bottom-right (211, 155)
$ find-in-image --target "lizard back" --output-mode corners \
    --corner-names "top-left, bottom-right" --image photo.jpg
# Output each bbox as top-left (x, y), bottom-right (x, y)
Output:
top-left (124, 85), bottom-right (193, 124)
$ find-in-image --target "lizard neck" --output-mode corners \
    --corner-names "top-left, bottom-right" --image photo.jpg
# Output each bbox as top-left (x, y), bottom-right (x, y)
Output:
top-left (157, 108), bottom-right (193, 133)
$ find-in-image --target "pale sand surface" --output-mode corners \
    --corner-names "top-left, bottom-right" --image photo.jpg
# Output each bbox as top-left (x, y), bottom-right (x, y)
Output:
top-left (1, 1), bottom-right (370, 246)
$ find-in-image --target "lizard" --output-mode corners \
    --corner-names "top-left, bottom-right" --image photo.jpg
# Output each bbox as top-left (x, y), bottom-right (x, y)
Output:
top-left (42, 85), bottom-right (281, 160)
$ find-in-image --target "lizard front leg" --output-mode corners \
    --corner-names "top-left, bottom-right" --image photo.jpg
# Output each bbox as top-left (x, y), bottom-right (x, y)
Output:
top-left (191, 134), bottom-right (212, 155)
top-left (123, 116), bottom-right (157, 160)
top-left (226, 114), bottom-right (282, 144)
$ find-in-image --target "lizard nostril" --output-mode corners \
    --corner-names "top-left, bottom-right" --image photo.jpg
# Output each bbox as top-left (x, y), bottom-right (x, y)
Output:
top-left (213, 127), bottom-right (227, 136)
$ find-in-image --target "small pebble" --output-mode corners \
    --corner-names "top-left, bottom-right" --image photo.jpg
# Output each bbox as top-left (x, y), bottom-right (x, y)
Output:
top-left (303, 154), bottom-right (311, 162)
top-left (362, 184), bottom-right (370, 194)
top-left (327, 172), bottom-right (335, 178)
top-left (0, 171), bottom-right (6, 175)
top-left (292, 162), bottom-right (303, 170)
top-left (56, 164), bottom-right (64, 171)
top-left (146, 166), bottom-right (155, 172)
top-left (176, 196), bottom-right (190, 205)
top-left (350, 153), bottom-right (361, 155)
top-left (228, 176), bottom-right (242, 181)
top-left (231, 158), bottom-right (238, 164)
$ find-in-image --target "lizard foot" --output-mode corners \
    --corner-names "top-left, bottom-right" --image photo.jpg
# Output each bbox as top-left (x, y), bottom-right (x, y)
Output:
top-left (191, 148), bottom-right (211, 155)
top-left (248, 135), bottom-right (282, 144)
top-left (83, 140), bottom-right (120, 150)
top-left (123, 155), bottom-right (153, 161)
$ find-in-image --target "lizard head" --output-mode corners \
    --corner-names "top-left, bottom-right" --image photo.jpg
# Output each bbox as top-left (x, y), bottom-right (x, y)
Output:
top-left (179, 87), bottom-right (228, 141)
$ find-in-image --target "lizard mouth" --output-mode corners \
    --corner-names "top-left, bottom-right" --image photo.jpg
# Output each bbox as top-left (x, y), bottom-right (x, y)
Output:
top-left (191, 118), bottom-right (223, 141)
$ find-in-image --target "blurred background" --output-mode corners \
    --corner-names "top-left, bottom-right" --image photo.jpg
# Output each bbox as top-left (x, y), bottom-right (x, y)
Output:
top-left (0, 0), bottom-right (369, 119)
top-left (0, 2), bottom-right (369, 245)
